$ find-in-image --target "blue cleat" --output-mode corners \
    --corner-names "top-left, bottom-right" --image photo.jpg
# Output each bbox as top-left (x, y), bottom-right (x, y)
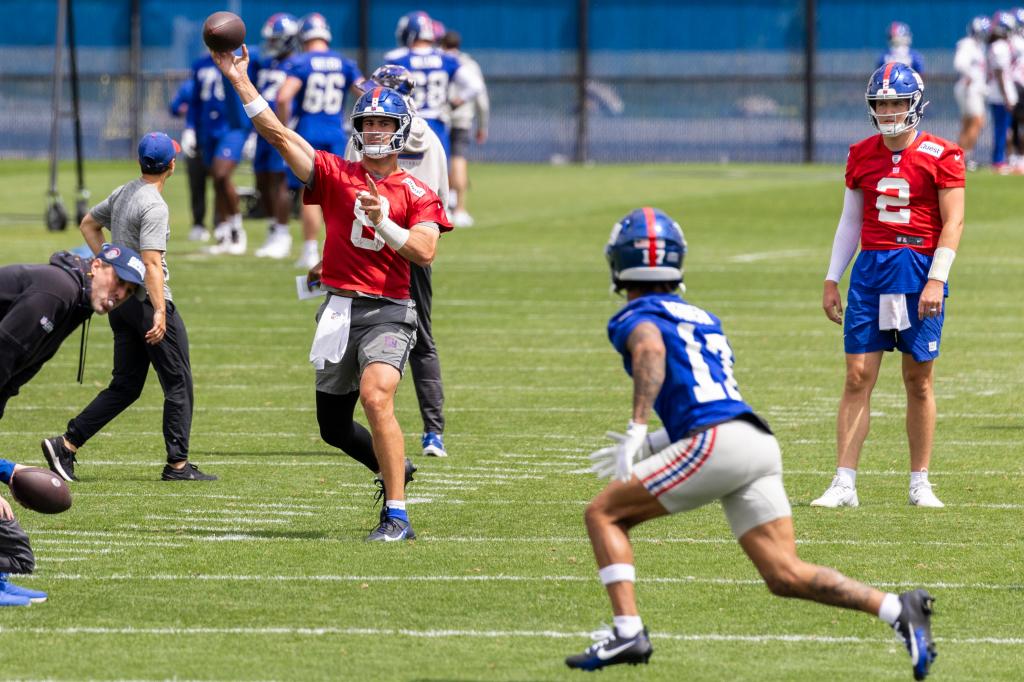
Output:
top-left (893, 589), bottom-right (937, 680)
top-left (365, 514), bottom-right (416, 542)
top-left (0, 576), bottom-right (46, 603)
top-left (566, 626), bottom-right (653, 671)
top-left (421, 432), bottom-right (447, 457)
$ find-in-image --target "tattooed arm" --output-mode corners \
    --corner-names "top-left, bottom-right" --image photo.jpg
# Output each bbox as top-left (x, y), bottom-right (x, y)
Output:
top-left (626, 322), bottom-right (666, 425)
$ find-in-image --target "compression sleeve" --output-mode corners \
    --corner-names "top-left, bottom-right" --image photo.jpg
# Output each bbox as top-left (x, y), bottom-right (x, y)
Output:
top-left (825, 188), bottom-right (863, 283)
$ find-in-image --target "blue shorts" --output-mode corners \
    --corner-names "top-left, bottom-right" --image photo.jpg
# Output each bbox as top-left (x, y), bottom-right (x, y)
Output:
top-left (843, 287), bottom-right (945, 362)
top-left (287, 137), bottom-right (346, 189)
top-left (203, 129), bottom-right (247, 168)
top-left (253, 137), bottom-right (286, 173)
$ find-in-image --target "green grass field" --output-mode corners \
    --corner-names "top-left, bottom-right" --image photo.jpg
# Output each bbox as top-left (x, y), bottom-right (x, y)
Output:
top-left (0, 160), bottom-right (1021, 681)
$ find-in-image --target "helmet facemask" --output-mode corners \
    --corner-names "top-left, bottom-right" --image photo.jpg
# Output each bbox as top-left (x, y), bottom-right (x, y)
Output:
top-left (352, 115), bottom-right (410, 158)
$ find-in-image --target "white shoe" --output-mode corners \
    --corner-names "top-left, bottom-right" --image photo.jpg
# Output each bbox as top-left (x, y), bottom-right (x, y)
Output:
top-left (224, 227), bottom-right (247, 255)
top-left (909, 482), bottom-right (945, 508)
top-left (810, 476), bottom-right (859, 508)
top-left (255, 230), bottom-right (292, 259)
top-left (188, 225), bottom-right (210, 242)
top-left (452, 210), bottom-right (475, 228)
top-left (203, 224), bottom-right (233, 254)
top-left (295, 249), bottom-right (320, 270)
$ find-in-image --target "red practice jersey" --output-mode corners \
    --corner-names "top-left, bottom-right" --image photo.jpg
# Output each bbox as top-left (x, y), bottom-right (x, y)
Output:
top-left (305, 151), bottom-right (452, 298)
top-left (845, 132), bottom-right (965, 256)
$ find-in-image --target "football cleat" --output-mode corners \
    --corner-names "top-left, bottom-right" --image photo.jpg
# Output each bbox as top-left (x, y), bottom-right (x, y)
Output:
top-left (373, 458), bottom-right (418, 524)
top-left (0, 575), bottom-right (47, 603)
top-left (161, 462), bottom-right (218, 481)
top-left (810, 476), bottom-right (859, 508)
top-left (254, 228), bottom-right (292, 259)
top-left (188, 225), bottom-right (211, 242)
top-left (365, 515), bottom-right (416, 542)
top-left (452, 210), bottom-right (475, 228)
top-left (893, 589), bottom-right (937, 680)
top-left (0, 592), bottom-right (30, 607)
top-left (909, 482), bottom-right (944, 508)
top-left (565, 625), bottom-right (653, 671)
top-left (421, 432), bottom-right (448, 457)
top-left (224, 227), bottom-right (248, 256)
top-left (41, 436), bottom-right (78, 482)
top-left (204, 224), bottom-right (233, 254)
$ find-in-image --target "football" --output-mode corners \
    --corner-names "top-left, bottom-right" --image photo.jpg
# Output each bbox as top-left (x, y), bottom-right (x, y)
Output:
top-left (9, 467), bottom-right (72, 514)
top-left (202, 11), bottom-right (246, 52)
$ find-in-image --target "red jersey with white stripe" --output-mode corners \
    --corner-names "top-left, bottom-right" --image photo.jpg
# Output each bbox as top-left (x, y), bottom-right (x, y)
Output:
top-left (304, 151), bottom-right (451, 298)
top-left (845, 131), bottom-right (964, 256)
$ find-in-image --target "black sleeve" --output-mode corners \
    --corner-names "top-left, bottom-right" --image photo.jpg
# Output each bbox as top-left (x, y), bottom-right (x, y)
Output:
top-left (0, 292), bottom-right (72, 392)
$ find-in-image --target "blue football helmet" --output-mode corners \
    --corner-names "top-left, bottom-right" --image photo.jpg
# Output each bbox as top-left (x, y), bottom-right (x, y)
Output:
top-left (370, 64), bottom-right (415, 97)
top-left (261, 13), bottom-right (299, 58)
top-left (395, 11), bottom-right (435, 47)
top-left (968, 15), bottom-right (991, 41)
top-left (991, 11), bottom-right (1017, 39)
top-left (1015, 8), bottom-right (1024, 33)
top-left (351, 87), bottom-right (413, 158)
top-left (606, 208), bottom-right (687, 291)
top-left (299, 12), bottom-right (332, 44)
top-left (865, 63), bottom-right (927, 136)
top-left (887, 21), bottom-right (912, 47)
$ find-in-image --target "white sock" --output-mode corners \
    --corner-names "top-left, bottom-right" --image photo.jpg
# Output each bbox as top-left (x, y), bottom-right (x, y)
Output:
top-left (612, 615), bottom-right (643, 638)
top-left (384, 499), bottom-right (406, 511)
top-left (303, 240), bottom-right (318, 255)
top-left (910, 470), bottom-right (929, 488)
top-left (229, 213), bottom-right (242, 229)
top-left (837, 467), bottom-right (857, 488)
top-left (274, 223), bottom-right (290, 234)
top-left (878, 593), bottom-right (902, 625)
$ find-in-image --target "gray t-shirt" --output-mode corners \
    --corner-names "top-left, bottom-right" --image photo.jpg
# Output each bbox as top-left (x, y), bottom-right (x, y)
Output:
top-left (90, 179), bottom-right (172, 302)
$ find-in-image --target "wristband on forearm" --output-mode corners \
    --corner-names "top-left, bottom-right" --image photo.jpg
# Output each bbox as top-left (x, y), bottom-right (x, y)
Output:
top-left (374, 216), bottom-right (409, 251)
top-left (927, 247), bottom-right (956, 282)
top-left (243, 95), bottom-right (269, 118)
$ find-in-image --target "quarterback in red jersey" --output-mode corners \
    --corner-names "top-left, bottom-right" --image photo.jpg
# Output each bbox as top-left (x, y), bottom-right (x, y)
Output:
top-left (211, 47), bottom-right (451, 542)
top-left (814, 63), bottom-right (964, 510)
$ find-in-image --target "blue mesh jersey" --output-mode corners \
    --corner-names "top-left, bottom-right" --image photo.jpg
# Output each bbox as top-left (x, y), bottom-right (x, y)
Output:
top-left (608, 293), bottom-right (759, 441)
top-left (186, 54), bottom-right (251, 145)
top-left (382, 46), bottom-right (462, 122)
top-left (281, 50), bottom-right (363, 145)
top-left (253, 54), bottom-right (292, 107)
top-left (876, 48), bottom-right (925, 73)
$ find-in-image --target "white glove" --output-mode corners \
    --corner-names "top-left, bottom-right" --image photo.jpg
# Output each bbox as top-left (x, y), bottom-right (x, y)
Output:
top-left (181, 128), bottom-right (197, 158)
top-left (589, 421), bottom-right (648, 482)
top-left (242, 132), bottom-right (257, 162)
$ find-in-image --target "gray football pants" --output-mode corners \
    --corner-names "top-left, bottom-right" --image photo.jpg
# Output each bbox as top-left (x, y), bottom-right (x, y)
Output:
top-left (409, 263), bottom-right (445, 434)
top-left (0, 518), bottom-right (35, 574)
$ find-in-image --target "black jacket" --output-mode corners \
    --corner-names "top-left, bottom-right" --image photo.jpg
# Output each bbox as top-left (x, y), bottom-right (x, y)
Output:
top-left (0, 252), bottom-right (95, 419)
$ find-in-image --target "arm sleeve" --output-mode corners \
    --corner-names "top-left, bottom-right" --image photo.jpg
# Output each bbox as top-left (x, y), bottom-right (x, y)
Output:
top-left (825, 188), bottom-right (863, 283)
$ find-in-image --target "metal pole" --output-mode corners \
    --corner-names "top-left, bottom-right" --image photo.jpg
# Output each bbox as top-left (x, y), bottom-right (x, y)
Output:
top-left (358, 0), bottom-right (370, 76)
top-left (47, 0), bottom-right (67, 197)
top-left (576, 0), bottom-right (589, 164)
top-left (130, 0), bottom-right (142, 147)
top-left (67, 0), bottom-right (88, 223)
top-left (803, 0), bottom-right (816, 163)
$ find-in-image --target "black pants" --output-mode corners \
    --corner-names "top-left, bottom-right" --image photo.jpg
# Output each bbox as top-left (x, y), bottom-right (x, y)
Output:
top-left (409, 263), bottom-right (444, 434)
top-left (0, 518), bottom-right (34, 574)
top-left (187, 151), bottom-right (208, 227)
top-left (66, 298), bottom-right (193, 463)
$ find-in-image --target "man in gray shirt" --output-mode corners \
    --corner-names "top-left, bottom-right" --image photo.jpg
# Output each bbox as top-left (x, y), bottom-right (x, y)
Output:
top-left (42, 133), bottom-right (216, 482)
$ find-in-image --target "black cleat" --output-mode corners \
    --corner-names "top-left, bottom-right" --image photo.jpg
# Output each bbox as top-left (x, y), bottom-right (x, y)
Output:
top-left (161, 462), bottom-right (218, 481)
top-left (893, 589), bottom-right (937, 680)
top-left (41, 436), bottom-right (78, 482)
top-left (372, 457), bottom-right (417, 525)
top-left (566, 626), bottom-right (653, 671)
top-left (365, 515), bottom-right (416, 542)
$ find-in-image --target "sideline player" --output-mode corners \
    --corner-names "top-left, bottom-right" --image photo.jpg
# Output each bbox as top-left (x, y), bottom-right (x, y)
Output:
top-left (211, 45), bottom-right (451, 542)
top-left (385, 12), bottom-right (483, 162)
top-left (564, 208), bottom-right (937, 681)
top-left (252, 13), bottom-right (300, 259)
top-left (954, 15), bottom-right (990, 171)
top-left (986, 11), bottom-right (1019, 173)
top-left (814, 64), bottom-right (964, 509)
top-left (345, 65), bottom-right (451, 458)
top-left (877, 21), bottom-right (925, 73)
top-left (276, 13), bottom-right (364, 269)
top-left (440, 29), bottom-right (489, 228)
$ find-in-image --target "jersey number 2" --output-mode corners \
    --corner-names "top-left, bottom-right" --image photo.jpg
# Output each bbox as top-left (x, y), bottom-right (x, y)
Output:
top-left (677, 323), bottom-right (742, 404)
top-left (875, 177), bottom-right (910, 224)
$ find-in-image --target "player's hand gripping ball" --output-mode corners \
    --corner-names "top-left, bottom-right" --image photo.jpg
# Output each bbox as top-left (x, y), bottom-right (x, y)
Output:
top-left (203, 11), bottom-right (246, 52)
top-left (9, 467), bottom-right (72, 514)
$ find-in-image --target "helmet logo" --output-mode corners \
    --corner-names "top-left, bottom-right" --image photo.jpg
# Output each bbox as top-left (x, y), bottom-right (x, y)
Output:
top-left (642, 206), bottom-right (658, 267)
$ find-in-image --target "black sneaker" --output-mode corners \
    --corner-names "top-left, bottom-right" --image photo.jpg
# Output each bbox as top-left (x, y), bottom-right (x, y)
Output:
top-left (365, 515), bottom-right (416, 542)
top-left (41, 436), bottom-right (78, 482)
top-left (893, 589), bottom-right (937, 680)
top-left (161, 462), bottom-right (218, 481)
top-left (566, 626), bottom-right (653, 671)
top-left (372, 457), bottom-right (417, 524)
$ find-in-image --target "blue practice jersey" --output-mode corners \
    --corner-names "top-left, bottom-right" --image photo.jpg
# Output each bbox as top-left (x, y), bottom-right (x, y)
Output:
top-left (876, 48), bottom-right (925, 73)
top-left (608, 293), bottom-right (757, 442)
top-left (282, 50), bottom-right (363, 145)
top-left (187, 54), bottom-right (250, 145)
top-left (168, 80), bottom-right (192, 118)
top-left (254, 53), bottom-right (293, 107)
top-left (383, 46), bottom-right (462, 122)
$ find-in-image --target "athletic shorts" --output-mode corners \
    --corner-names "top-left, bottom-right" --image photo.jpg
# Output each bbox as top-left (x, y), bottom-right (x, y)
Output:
top-left (314, 296), bottom-right (418, 395)
top-left (287, 137), bottom-right (347, 189)
top-left (633, 419), bottom-right (792, 538)
top-left (203, 129), bottom-right (247, 168)
top-left (843, 287), bottom-right (944, 362)
top-left (954, 81), bottom-right (987, 118)
top-left (0, 518), bottom-right (35, 574)
top-left (449, 127), bottom-right (471, 158)
top-left (253, 137), bottom-right (287, 173)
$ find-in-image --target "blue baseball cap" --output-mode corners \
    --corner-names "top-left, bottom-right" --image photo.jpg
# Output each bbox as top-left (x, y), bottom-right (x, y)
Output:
top-left (97, 243), bottom-right (146, 298)
top-left (138, 132), bottom-right (180, 174)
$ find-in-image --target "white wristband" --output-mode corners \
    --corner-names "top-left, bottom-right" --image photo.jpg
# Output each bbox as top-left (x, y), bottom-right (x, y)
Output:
top-left (374, 215), bottom-right (409, 251)
top-left (927, 246), bottom-right (956, 283)
top-left (243, 95), bottom-right (269, 118)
